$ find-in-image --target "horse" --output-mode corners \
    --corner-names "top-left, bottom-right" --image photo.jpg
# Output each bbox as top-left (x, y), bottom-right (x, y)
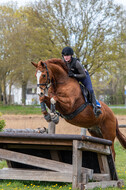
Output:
top-left (31, 58), bottom-right (126, 160)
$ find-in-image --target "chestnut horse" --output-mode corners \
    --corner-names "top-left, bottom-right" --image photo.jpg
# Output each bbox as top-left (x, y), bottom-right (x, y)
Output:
top-left (31, 58), bottom-right (126, 159)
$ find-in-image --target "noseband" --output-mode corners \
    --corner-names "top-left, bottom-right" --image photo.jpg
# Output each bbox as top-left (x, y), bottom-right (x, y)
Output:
top-left (37, 62), bottom-right (51, 91)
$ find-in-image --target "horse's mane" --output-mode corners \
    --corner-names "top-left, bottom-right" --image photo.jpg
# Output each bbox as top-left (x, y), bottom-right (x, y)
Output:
top-left (45, 58), bottom-right (68, 73)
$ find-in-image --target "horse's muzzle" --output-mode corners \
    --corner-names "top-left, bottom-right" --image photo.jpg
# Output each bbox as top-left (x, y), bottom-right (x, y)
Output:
top-left (37, 87), bottom-right (48, 97)
top-left (37, 87), bottom-right (44, 97)
top-left (39, 92), bottom-right (44, 97)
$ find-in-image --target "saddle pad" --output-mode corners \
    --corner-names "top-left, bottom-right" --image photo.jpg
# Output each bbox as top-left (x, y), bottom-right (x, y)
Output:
top-left (96, 100), bottom-right (101, 108)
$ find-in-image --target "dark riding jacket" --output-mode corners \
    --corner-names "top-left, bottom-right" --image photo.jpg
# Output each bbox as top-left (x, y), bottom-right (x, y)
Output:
top-left (65, 57), bottom-right (94, 94)
top-left (67, 57), bottom-right (86, 79)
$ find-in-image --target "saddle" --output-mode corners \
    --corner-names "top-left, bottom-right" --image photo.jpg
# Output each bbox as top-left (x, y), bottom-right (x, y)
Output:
top-left (79, 82), bottom-right (101, 108)
top-left (79, 82), bottom-right (90, 103)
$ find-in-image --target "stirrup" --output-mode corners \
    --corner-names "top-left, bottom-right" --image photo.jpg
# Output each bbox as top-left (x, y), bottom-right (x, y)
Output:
top-left (93, 107), bottom-right (102, 118)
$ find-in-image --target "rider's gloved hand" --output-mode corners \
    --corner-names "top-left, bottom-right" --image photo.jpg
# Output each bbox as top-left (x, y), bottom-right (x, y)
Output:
top-left (68, 71), bottom-right (74, 77)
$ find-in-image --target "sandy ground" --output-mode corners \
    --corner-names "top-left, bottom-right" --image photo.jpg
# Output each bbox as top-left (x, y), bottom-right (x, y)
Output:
top-left (2, 114), bottom-right (126, 136)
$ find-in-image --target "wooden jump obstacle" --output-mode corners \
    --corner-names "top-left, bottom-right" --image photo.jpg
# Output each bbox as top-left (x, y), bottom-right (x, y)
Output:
top-left (0, 132), bottom-right (124, 189)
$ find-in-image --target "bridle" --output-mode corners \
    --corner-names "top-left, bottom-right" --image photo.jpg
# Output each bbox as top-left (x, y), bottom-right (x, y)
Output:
top-left (37, 62), bottom-right (51, 92)
top-left (37, 62), bottom-right (69, 96)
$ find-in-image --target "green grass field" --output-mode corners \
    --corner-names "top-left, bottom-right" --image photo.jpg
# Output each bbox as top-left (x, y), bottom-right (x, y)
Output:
top-left (0, 141), bottom-right (125, 190)
top-left (0, 105), bottom-right (126, 115)
top-left (0, 105), bottom-right (41, 115)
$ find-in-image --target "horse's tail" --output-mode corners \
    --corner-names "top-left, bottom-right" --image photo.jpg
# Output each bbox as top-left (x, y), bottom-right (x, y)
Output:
top-left (116, 118), bottom-right (126, 148)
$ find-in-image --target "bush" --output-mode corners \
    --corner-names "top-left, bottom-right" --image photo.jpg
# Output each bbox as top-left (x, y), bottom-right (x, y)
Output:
top-left (0, 112), bottom-right (5, 131)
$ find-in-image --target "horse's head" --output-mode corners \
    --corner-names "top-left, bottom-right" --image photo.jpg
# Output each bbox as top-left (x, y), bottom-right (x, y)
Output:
top-left (32, 58), bottom-right (69, 97)
top-left (31, 60), bottom-right (51, 97)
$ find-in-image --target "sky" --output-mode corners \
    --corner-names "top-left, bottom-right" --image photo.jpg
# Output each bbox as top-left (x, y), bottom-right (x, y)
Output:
top-left (0, 0), bottom-right (126, 8)
top-left (114, 0), bottom-right (126, 8)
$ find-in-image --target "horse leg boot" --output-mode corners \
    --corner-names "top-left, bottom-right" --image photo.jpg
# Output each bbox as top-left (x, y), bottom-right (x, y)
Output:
top-left (40, 102), bottom-right (51, 122)
top-left (91, 92), bottom-right (102, 118)
top-left (50, 98), bottom-right (59, 124)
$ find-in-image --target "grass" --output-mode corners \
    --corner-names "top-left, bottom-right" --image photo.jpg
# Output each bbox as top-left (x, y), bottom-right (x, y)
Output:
top-left (0, 105), bottom-right (126, 115)
top-left (0, 142), bottom-right (125, 190)
top-left (110, 108), bottom-right (126, 115)
top-left (0, 181), bottom-right (72, 190)
top-left (0, 105), bottom-right (41, 115)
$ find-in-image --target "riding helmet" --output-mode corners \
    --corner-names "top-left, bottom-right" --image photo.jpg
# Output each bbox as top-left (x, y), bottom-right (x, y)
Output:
top-left (62, 47), bottom-right (74, 56)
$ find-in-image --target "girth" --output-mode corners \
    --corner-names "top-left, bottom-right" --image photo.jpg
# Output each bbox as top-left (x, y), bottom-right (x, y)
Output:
top-left (61, 102), bottom-right (88, 120)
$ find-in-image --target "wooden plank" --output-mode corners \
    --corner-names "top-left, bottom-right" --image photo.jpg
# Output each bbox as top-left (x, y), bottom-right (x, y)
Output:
top-left (0, 138), bottom-right (73, 146)
top-left (0, 168), bottom-right (72, 182)
top-left (81, 173), bottom-right (89, 184)
top-left (6, 144), bottom-right (72, 151)
top-left (0, 148), bottom-right (93, 177)
top-left (81, 168), bottom-right (93, 180)
top-left (6, 160), bottom-right (12, 168)
top-left (83, 180), bottom-right (124, 189)
top-left (0, 148), bottom-right (71, 173)
top-left (0, 133), bottom-right (112, 146)
top-left (78, 141), bottom-right (110, 155)
top-left (93, 173), bottom-right (110, 181)
top-left (72, 140), bottom-right (82, 189)
top-left (50, 150), bottom-right (61, 161)
top-left (97, 154), bottom-right (111, 180)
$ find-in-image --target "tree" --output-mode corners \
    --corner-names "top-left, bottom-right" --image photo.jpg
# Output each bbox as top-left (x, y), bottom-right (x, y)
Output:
top-left (0, 5), bottom-right (17, 104)
top-left (31, 0), bottom-right (126, 103)
top-left (0, 0), bottom-right (126, 105)
top-left (0, 5), bottom-right (37, 105)
top-left (31, 0), bottom-right (125, 72)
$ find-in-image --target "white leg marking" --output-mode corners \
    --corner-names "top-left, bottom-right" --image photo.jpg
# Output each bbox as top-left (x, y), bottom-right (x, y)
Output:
top-left (50, 97), bottom-right (56, 104)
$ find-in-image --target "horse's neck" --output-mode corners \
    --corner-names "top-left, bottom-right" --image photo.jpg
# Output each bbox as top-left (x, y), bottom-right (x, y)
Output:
top-left (49, 64), bottom-right (68, 83)
top-left (45, 64), bottom-right (85, 114)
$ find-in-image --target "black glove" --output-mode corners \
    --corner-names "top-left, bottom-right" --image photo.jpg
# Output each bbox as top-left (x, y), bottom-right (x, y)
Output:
top-left (68, 71), bottom-right (74, 77)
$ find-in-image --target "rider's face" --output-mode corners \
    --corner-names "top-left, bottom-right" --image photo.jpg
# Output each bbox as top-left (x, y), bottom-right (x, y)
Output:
top-left (64, 55), bottom-right (72, 62)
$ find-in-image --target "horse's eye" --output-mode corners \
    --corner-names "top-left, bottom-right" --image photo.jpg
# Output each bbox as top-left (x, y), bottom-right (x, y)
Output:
top-left (43, 74), bottom-right (46, 78)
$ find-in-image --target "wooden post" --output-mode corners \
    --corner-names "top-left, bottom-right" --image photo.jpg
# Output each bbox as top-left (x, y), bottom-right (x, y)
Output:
top-left (97, 154), bottom-right (111, 180)
top-left (48, 107), bottom-right (56, 134)
top-left (72, 140), bottom-right (82, 189)
top-left (107, 153), bottom-right (118, 180)
top-left (48, 122), bottom-right (55, 134)
top-left (48, 120), bottom-right (59, 160)
top-left (81, 128), bottom-right (86, 135)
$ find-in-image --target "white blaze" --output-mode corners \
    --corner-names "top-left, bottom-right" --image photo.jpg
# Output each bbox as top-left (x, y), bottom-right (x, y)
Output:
top-left (36, 70), bottom-right (42, 95)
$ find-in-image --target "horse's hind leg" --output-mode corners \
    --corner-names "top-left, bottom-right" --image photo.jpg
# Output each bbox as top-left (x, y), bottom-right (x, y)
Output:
top-left (88, 125), bottom-right (116, 160)
top-left (100, 120), bottom-right (116, 160)
top-left (103, 135), bottom-right (116, 161)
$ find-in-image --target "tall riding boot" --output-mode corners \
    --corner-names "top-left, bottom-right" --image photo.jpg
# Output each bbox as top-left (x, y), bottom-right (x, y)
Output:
top-left (91, 92), bottom-right (102, 118)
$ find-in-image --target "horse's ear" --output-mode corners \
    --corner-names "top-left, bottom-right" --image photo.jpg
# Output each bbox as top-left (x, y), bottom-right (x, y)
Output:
top-left (41, 62), bottom-right (45, 67)
top-left (39, 60), bottom-right (46, 68)
top-left (31, 62), bottom-right (38, 68)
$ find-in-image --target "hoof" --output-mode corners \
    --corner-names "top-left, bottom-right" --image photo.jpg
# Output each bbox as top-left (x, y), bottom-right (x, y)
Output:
top-left (50, 113), bottom-right (59, 124)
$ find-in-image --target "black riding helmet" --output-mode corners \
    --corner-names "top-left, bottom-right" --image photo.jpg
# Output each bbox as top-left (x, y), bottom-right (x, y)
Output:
top-left (62, 47), bottom-right (74, 56)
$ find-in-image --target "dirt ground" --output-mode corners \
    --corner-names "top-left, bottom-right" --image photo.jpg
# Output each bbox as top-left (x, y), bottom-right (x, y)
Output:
top-left (2, 114), bottom-right (126, 136)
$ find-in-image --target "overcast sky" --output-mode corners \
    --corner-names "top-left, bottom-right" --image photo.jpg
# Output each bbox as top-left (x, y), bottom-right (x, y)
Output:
top-left (0, 0), bottom-right (126, 8)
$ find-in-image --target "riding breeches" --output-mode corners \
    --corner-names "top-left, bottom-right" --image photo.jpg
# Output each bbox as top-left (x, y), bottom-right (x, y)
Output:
top-left (76, 71), bottom-right (94, 94)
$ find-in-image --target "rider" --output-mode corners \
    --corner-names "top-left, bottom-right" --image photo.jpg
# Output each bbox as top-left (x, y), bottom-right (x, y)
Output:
top-left (62, 46), bottom-right (102, 118)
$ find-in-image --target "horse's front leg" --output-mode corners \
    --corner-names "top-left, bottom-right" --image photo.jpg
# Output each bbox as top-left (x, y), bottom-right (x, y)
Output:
top-left (40, 102), bottom-right (51, 122)
top-left (50, 97), bottom-right (59, 124)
